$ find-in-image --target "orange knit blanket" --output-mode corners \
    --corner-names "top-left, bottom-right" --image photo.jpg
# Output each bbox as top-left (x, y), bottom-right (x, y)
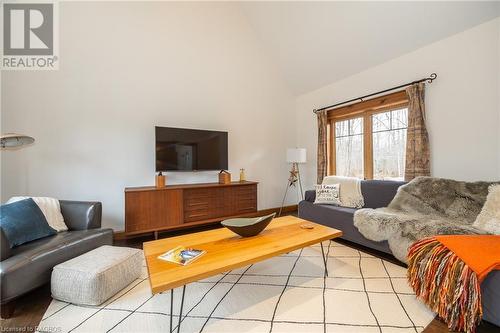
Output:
top-left (435, 235), bottom-right (500, 281)
top-left (408, 235), bottom-right (500, 333)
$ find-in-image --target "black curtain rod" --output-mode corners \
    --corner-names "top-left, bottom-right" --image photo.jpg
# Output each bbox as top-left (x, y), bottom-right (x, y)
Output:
top-left (313, 73), bottom-right (437, 114)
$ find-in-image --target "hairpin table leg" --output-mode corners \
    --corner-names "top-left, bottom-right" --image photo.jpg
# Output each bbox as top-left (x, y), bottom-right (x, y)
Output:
top-left (170, 289), bottom-right (174, 333)
top-left (177, 285), bottom-right (186, 333)
top-left (170, 285), bottom-right (187, 333)
top-left (320, 242), bottom-right (329, 277)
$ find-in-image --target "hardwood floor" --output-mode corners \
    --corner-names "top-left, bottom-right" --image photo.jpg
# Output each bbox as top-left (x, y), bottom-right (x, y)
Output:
top-left (423, 318), bottom-right (499, 333)
top-left (1, 215), bottom-right (498, 333)
top-left (0, 284), bottom-right (52, 331)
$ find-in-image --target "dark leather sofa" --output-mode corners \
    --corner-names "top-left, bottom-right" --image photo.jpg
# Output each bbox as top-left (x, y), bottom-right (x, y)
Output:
top-left (299, 180), bottom-right (405, 254)
top-left (0, 200), bottom-right (113, 317)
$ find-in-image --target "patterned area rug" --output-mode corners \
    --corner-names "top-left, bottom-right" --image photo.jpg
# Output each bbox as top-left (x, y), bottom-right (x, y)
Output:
top-left (38, 241), bottom-right (435, 333)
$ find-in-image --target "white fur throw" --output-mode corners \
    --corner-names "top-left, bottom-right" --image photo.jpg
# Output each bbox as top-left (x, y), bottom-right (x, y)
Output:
top-left (7, 196), bottom-right (68, 232)
top-left (354, 177), bottom-right (496, 263)
top-left (323, 176), bottom-right (364, 208)
top-left (473, 185), bottom-right (500, 234)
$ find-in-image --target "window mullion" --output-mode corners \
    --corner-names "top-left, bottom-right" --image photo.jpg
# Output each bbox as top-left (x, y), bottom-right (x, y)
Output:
top-left (363, 112), bottom-right (373, 180)
top-left (329, 120), bottom-right (336, 176)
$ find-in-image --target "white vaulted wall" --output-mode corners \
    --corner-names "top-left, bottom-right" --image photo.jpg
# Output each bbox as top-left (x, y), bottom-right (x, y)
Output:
top-left (1, 2), bottom-right (295, 230)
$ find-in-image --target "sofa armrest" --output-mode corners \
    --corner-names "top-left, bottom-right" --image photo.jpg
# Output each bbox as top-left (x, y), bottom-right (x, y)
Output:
top-left (304, 190), bottom-right (316, 203)
top-left (0, 228), bottom-right (11, 261)
top-left (59, 200), bottom-right (102, 230)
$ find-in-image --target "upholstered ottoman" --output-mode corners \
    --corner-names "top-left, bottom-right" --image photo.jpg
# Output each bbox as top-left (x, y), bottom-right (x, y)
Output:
top-left (51, 245), bottom-right (142, 305)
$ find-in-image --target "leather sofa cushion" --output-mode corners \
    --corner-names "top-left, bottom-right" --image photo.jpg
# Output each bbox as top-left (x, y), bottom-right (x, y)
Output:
top-left (1, 228), bottom-right (113, 303)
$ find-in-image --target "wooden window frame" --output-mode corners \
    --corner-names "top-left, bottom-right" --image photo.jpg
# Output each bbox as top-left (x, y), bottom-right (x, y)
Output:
top-left (327, 91), bottom-right (409, 180)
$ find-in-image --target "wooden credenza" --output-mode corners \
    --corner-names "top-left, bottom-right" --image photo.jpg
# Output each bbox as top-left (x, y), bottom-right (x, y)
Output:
top-left (125, 181), bottom-right (258, 237)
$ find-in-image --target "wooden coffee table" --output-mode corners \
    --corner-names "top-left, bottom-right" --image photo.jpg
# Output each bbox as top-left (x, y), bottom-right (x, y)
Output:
top-left (143, 215), bottom-right (342, 333)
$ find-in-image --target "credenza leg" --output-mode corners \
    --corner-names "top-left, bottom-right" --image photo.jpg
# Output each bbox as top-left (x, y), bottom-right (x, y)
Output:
top-left (320, 242), bottom-right (329, 277)
top-left (154, 231), bottom-right (159, 240)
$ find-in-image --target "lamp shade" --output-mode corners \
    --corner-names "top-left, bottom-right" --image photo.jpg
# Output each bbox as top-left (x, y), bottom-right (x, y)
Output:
top-left (286, 148), bottom-right (306, 163)
top-left (1, 133), bottom-right (35, 149)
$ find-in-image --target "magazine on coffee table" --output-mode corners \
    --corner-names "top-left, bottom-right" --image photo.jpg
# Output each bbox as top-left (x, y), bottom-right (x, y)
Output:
top-left (158, 246), bottom-right (206, 266)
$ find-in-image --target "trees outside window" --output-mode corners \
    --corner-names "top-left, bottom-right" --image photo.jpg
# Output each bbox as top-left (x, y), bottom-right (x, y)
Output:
top-left (327, 91), bottom-right (408, 180)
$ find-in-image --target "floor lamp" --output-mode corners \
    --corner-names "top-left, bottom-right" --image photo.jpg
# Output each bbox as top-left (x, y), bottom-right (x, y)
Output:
top-left (1, 133), bottom-right (35, 196)
top-left (279, 148), bottom-right (306, 216)
top-left (1, 133), bottom-right (35, 150)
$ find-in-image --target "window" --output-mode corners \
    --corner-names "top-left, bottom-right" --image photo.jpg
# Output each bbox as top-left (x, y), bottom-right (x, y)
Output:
top-left (327, 91), bottom-right (409, 180)
top-left (372, 108), bottom-right (408, 180)
top-left (335, 118), bottom-right (364, 178)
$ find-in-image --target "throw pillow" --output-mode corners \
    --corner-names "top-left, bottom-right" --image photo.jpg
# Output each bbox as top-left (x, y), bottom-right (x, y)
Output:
top-left (473, 185), bottom-right (500, 234)
top-left (7, 196), bottom-right (67, 232)
top-left (314, 184), bottom-right (341, 205)
top-left (0, 198), bottom-right (57, 248)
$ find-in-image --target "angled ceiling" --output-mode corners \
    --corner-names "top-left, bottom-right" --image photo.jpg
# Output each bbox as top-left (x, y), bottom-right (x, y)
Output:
top-left (239, 1), bottom-right (500, 95)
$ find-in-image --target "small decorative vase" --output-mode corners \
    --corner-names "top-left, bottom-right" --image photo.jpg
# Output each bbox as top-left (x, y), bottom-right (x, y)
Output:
top-left (156, 172), bottom-right (166, 188)
top-left (239, 168), bottom-right (246, 182)
top-left (219, 170), bottom-right (231, 184)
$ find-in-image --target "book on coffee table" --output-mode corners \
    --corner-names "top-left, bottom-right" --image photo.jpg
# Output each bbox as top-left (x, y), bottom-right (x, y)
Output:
top-left (158, 246), bottom-right (205, 266)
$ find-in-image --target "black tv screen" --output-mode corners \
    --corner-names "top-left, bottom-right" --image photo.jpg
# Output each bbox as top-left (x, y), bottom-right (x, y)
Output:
top-left (155, 126), bottom-right (228, 171)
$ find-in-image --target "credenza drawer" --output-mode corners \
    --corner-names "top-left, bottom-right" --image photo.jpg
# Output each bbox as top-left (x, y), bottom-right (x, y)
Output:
top-left (184, 199), bottom-right (210, 209)
top-left (184, 208), bottom-right (210, 222)
top-left (184, 189), bottom-right (212, 198)
top-left (237, 206), bottom-right (257, 213)
top-left (234, 186), bottom-right (256, 194)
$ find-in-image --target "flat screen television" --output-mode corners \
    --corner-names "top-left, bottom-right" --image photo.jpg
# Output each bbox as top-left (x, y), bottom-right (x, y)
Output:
top-left (155, 126), bottom-right (228, 171)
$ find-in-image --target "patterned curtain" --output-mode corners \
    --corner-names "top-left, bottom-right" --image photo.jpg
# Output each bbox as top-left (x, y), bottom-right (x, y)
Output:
top-left (317, 110), bottom-right (328, 184)
top-left (405, 82), bottom-right (430, 181)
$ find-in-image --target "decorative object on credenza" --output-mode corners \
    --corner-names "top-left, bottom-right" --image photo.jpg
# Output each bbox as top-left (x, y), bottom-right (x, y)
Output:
top-left (239, 168), bottom-right (246, 182)
top-left (221, 212), bottom-right (276, 237)
top-left (218, 170), bottom-right (231, 184)
top-left (279, 148), bottom-right (306, 216)
top-left (0, 133), bottom-right (35, 150)
top-left (155, 172), bottom-right (166, 188)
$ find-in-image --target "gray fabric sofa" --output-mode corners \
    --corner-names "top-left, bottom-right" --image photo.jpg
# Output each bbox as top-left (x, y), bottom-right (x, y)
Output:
top-left (299, 180), bottom-right (405, 254)
top-left (298, 180), bottom-right (500, 327)
top-left (0, 200), bottom-right (113, 317)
